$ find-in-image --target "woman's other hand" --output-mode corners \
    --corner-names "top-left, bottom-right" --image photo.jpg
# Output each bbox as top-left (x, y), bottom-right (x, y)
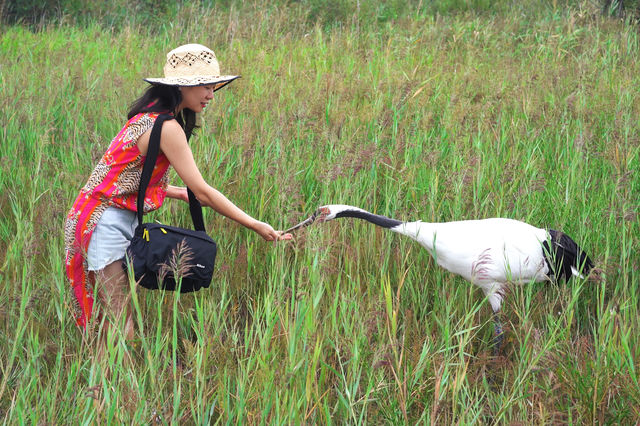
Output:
top-left (251, 220), bottom-right (293, 242)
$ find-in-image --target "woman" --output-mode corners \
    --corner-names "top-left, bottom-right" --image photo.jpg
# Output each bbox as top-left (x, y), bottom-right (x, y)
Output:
top-left (64, 43), bottom-right (290, 333)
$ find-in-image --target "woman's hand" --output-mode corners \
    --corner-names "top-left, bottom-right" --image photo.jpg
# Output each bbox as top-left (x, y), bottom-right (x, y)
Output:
top-left (251, 220), bottom-right (293, 242)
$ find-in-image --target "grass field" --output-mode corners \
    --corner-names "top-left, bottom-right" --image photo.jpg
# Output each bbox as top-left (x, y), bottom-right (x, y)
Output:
top-left (1, 1), bottom-right (639, 423)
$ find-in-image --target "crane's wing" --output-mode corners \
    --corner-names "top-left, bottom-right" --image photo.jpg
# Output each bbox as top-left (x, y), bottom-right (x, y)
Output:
top-left (399, 218), bottom-right (549, 284)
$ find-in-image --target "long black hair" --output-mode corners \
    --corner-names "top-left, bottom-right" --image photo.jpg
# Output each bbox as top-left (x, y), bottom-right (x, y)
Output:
top-left (128, 84), bottom-right (199, 139)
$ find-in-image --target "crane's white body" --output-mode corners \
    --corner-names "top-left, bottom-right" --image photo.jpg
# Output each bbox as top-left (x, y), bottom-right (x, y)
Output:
top-left (393, 219), bottom-right (551, 311)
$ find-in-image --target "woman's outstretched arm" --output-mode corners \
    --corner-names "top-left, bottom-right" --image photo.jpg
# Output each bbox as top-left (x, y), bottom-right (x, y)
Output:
top-left (157, 120), bottom-right (289, 241)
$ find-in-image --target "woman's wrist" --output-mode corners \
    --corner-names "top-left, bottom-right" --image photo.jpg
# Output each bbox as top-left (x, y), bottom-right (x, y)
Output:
top-left (245, 217), bottom-right (261, 231)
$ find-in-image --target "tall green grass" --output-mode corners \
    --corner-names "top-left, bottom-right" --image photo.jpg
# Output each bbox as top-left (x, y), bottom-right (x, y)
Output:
top-left (1, 2), bottom-right (638, 423)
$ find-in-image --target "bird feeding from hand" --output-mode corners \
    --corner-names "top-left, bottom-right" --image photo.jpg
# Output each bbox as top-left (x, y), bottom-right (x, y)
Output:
top-left (285, 204), bottom-right (594, 352)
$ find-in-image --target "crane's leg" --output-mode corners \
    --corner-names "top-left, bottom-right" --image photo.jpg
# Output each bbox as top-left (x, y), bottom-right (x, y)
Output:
top-left (487, 289), bottom-right (505, 355)
top-left (493, 312), bottom-right (504, 355)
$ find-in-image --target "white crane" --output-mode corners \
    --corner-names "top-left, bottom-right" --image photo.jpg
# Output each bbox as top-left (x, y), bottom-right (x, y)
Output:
top-left (285, 204), bottom-right (594, 352)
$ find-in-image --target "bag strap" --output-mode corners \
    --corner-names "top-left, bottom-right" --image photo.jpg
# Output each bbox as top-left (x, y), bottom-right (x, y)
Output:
top-left (136, 114), bottom-right (206, 232)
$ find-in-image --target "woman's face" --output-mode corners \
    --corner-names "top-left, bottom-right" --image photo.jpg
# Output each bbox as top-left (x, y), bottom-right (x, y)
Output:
top-left (178, 85), bottom-right (216, 112)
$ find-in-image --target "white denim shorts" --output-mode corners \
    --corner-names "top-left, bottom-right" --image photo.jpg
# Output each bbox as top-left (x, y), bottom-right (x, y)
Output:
top-left (87, 206), bottom-right (138, 271)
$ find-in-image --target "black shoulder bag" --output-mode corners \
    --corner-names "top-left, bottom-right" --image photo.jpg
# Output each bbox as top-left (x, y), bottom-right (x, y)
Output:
top-left (125, 114), bottom-right (217, 292)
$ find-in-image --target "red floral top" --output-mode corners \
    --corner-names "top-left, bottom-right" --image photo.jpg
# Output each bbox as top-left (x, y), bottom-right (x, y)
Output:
top-left (64, 112), bottom-right (171, 329)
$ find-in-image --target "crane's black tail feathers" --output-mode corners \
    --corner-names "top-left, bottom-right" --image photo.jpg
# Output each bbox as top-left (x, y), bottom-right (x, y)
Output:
top-left (543, 229), bottom-right (594, 281)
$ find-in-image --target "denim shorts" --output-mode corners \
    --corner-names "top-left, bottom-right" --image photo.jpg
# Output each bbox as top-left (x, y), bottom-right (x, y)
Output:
top-left (87, 206), bottom-right (138, 271)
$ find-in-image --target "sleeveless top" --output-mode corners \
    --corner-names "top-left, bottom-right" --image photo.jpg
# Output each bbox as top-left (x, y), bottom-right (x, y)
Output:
top-left (64, 112), bottom-right (171, 329)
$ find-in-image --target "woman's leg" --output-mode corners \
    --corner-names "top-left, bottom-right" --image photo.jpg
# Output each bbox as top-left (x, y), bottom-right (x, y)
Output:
top-left (96, 260), bottom-right (134, 341)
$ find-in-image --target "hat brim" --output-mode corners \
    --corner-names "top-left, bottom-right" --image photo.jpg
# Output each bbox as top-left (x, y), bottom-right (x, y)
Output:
top-left (144, 75), bottom-right (240, 91)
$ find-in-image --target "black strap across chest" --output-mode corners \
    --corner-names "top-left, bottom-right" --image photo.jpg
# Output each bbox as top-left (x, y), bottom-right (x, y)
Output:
top-left (136, 114), bottom-right (206, 232)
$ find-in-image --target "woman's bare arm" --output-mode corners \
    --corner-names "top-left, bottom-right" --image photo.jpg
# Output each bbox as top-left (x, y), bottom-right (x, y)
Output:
top-left (157, 120), bottom-right (288, 241)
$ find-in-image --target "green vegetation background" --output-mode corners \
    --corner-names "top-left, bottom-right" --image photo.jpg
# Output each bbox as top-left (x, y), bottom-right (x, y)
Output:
top-left (0, 0), bottom-right (638, 423)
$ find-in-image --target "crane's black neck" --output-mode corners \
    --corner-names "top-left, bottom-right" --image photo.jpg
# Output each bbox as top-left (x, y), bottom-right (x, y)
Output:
top-left (334, 209), bottom-right (403, 229)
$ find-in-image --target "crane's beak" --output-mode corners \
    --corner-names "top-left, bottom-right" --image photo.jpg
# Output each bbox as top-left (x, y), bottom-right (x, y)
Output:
top-left (283, 214), bottom-right (316, 233)
top-left (284, 207), bottom-right (331, 233)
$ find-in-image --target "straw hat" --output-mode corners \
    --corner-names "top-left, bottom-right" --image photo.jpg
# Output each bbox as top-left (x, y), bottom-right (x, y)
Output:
top-left (144, 43), bottom-right (240, 90)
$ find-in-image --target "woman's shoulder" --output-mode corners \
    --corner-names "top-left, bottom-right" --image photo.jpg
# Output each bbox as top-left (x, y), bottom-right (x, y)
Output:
top-left (159, 117), bottom-right (187, 141)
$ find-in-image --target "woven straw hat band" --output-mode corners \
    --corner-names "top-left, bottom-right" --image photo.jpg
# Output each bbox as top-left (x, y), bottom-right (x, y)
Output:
top-left (164, 46), bottom-right (221, 78)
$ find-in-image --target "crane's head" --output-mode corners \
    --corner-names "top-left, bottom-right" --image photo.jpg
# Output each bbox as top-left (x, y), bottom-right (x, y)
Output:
top-left (284, 205), bottom-right (365, 233)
